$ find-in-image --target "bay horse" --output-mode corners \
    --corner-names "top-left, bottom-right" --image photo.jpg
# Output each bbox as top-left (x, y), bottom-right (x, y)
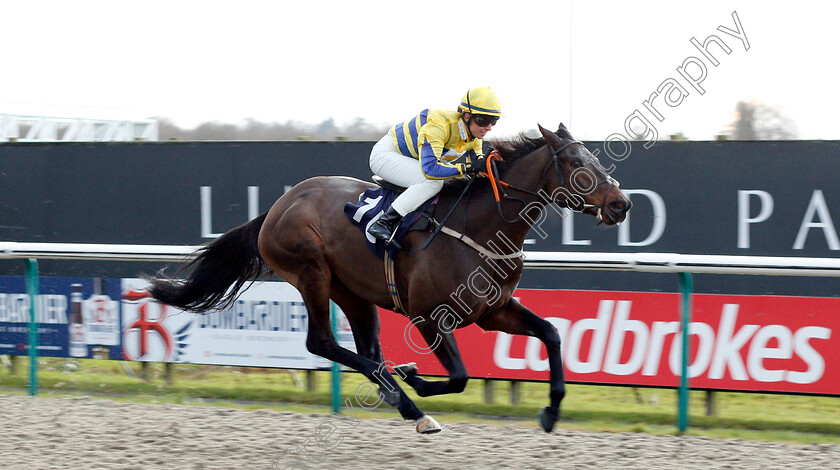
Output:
top-left (146, 123), bottom-right (631, 434)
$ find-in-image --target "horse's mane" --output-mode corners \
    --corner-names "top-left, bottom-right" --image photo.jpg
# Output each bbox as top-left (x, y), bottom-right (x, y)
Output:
top-left (488, 133), bottom-right (544, 160)
top-left (445, 127), bottom-right (571, 191)
top-left (486, 133), bottom-right (546, 173)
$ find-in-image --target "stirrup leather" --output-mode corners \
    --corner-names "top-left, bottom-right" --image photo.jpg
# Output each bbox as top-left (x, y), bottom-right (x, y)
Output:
top-left (384, 254), bottom-right (406, 315)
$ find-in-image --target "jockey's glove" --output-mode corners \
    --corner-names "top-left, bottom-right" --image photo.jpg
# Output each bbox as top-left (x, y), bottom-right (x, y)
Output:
top-left (464, 156), bottom-right (487, 175)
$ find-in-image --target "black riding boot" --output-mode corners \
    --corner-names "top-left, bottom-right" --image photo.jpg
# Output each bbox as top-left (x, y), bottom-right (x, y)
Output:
top-left (368, 207), bottom-right (403, 249)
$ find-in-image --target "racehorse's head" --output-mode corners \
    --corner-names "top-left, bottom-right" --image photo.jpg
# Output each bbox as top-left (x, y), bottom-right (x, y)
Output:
top-left (538, 123), bottom-right (631, 225)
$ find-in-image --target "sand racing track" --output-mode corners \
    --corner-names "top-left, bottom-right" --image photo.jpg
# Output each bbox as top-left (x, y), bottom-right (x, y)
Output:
top-left (1, 394), bottom-right (838, 469)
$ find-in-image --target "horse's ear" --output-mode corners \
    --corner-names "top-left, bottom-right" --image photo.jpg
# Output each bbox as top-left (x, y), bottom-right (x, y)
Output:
top-left (556, 123), bottom-right (574, 140)
top-left (538, 124), bottom-right (563, 146)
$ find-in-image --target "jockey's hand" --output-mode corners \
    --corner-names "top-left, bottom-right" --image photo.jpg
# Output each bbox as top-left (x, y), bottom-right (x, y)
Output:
top-left (464, 156), bottom-right (486, 175)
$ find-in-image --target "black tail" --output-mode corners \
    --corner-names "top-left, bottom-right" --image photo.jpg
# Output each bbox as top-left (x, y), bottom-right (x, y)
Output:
top-left (144, 211), bottom-right (270, 312)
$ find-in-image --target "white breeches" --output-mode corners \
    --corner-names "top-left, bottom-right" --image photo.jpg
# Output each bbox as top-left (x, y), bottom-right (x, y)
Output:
top-left (369, 134), bottom-right (444, 216)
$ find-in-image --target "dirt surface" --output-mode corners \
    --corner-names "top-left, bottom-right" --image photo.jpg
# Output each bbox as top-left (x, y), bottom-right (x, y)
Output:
top-left (1, 394), bottom-right (838, 469)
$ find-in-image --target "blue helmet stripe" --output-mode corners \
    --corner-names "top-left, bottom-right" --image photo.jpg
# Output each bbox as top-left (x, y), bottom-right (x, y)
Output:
top-left (459, 101), bottom-right (501, 115)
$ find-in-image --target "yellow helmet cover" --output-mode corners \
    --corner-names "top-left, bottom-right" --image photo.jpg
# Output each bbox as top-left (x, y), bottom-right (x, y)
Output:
top-left (459, 87), bottom-right (502, 117)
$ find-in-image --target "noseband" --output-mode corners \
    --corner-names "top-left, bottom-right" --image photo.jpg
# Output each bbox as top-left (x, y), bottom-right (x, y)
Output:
top-left (485, 139), bottom-right (620, 224)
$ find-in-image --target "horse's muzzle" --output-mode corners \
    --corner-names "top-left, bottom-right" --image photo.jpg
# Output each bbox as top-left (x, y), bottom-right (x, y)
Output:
top-left (603, 197), bottom-right (632, 225)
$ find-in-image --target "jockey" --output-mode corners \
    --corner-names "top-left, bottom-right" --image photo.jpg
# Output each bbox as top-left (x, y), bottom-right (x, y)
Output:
top-left (367, 86), bottom-right (501, 246)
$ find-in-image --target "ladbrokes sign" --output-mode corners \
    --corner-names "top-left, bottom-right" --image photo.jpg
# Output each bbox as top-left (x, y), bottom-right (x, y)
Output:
top-left (379, 289), bottom-right (839, 395)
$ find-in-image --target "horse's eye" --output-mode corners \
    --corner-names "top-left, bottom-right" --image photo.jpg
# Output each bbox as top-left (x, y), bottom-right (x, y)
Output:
top-left (571, 161), bottom-right (582, 169)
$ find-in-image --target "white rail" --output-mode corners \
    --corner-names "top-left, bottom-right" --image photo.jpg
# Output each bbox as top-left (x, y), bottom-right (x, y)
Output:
top-left (0, 242), bottom-right (196, 262)
top-left (524, 251), bottom-right (840, 277)
top-left (1, 241), bottom-right (839, 276)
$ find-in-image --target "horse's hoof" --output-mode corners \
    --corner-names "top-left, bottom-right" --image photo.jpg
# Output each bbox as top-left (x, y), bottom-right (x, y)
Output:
top-left (538, 406), bottom-right (559, 433)
top-left (394, 362), bottom-right (418, 379)
top-left (415, 415), bottom-right (442, 434)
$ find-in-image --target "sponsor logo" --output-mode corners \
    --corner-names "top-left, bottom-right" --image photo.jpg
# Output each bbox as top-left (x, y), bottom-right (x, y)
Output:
top-left (494, 300), bottom-right (831, 384)
top-left (122, 290), bottom-right (174, 362)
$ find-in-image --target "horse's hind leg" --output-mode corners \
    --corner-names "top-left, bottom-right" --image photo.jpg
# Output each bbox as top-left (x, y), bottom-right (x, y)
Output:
top-left (476, 298), bottom-right (565, 433)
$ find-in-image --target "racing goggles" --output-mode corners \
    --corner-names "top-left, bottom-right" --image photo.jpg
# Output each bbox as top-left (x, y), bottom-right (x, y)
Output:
top-left (472, 114), bottom-right (499, 127)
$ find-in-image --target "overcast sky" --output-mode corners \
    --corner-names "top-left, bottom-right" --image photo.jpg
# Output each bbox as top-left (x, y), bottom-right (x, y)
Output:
top-left (2, 0), bottom-right (837, 141)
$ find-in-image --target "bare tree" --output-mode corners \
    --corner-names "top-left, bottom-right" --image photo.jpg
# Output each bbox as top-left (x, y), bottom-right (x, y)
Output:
top-left (726, 101), bottom-right (798, 140)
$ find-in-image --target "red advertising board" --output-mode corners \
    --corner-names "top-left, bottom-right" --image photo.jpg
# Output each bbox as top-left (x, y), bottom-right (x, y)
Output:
top-left (378, 289), bottom-right (839, 395)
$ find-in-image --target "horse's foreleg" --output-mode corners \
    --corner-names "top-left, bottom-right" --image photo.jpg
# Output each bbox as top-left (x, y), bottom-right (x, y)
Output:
top-left (302, 307), bottom-right (426, 422)
top-left (330, 280), bottom-right (385, 363)
top-left (476, 299), bottom-right (565, 433)
top-left (304, 325), bottom-right (443, 433)
top-left (265, 233), bottom-right (427, 427)
top-left (294, 266), bottom-right (430, 430)
top-left (397, 315), bottom-right (470, 398)
top-left (331, 281), bottom-right (407, 407)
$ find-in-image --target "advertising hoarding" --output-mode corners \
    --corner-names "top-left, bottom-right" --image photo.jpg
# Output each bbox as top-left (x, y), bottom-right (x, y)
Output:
top-left (120, 278), bottom-right (355, 369)
top-left (379, 289), bottom-right (839, 395)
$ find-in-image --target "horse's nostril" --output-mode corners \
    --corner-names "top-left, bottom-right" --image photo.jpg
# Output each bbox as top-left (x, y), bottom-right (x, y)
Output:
top-left (609, 199), bottom-right (631, 214)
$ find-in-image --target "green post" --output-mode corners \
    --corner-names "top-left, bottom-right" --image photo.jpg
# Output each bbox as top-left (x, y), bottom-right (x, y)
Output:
top-left (24, 259), bottom-right (39, 396)
top-left (677, 272), bottom-right (693, 434)
top-left (330, 301), bottom-right (341, 413)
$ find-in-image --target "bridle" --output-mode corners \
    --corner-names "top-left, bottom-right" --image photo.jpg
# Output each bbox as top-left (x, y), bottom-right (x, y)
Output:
top-left (423, 138), bottom-right (620, 257)
top-left (482, 139), bottom-right (621, 224)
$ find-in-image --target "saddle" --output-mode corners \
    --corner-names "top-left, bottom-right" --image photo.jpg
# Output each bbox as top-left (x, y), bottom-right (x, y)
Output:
top-left (371, 175), bottom-right (404, 193)
top-left (343, 177), bottom-right (439, 259)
